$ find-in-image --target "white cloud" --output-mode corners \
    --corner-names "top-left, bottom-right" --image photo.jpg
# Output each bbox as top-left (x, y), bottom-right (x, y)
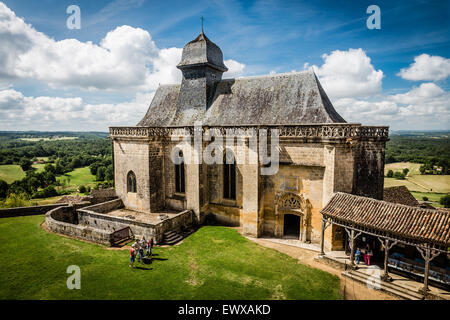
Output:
top-left (0, 88), bottom-right (153, 131)
top-left (0, 2), bottom-right (245, 92)
top-left (333, 82), bottom-right (450, 129)
top-left (224, 59), bottom-right (246, 78)
top-left (312, 48), bottom-right (383, 99)
top-left (397, 54), bottom-right (450, 81)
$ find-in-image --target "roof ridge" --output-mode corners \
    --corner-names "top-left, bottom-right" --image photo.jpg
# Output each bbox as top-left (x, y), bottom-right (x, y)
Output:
top-left (223, 69), bottom-right (314, 82)
top-left (333, 192), bottom-right (448, 215)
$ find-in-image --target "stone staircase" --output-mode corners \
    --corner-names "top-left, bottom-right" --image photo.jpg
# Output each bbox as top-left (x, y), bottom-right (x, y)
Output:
top-left (342, 270), bottom-right (425, 300)
top-left (163, 230), bottom-right (183, 245)
top-left (163, 226), bottom-right (197, 245)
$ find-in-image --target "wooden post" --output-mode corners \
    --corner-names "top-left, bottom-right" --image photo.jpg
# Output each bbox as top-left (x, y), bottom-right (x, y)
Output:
top-left (319, 219), bottom-right (326, 256)
top-left (345, 228), bottom-right (361, 270)
top-left (349, 229), bottom-right (356, 269)
top-left (379, 238), bottom-right (397, 282)
top-left (417, 244), bottom-right (440, 296)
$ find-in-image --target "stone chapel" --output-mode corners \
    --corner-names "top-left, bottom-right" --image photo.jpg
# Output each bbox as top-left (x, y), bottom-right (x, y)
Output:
top-left (110, 31), bottom-right (389, 250)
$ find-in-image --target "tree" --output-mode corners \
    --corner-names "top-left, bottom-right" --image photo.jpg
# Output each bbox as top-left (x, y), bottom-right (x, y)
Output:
top-left (96, 166), bottom-right (106, 181)
top-left (440, 195), bottom-right (450, 208)
top-left (422, 196), bottom-right (428, 201)
top-left (105, 165), bottom-right (114, 181)
top-left (43, 171), bottom-right (56, 185)
top-left (89, 162), bottom-right (100, 176)
top-left (0, 180), bottom-right (7, 199)
top-left (386, 170), bottom-right (393, 178)
top-left (393, 171), bottom-right (405, 180)
top-left (44, 163), bottom-right (56, 173)
top-left (402, 168), bottom-right (409, 176)
top-left (19, 158), bottom-right (33, 171)
top-left (419, 165), bottom-right (426, 175)
top-left (79, 185), bottom-right (86, 194)
top-left (0, 193), bottom-right (30, 208)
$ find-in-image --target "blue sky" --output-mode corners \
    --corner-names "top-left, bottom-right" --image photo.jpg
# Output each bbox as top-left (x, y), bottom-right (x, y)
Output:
top-left (0, 0), bottom-right (449, 131)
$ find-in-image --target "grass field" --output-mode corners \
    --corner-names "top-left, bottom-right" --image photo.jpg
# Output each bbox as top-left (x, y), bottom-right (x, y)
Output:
top-left (0, 163), bottom-right (49, 183)
top-left (0, 165), bottom-right (25, 183)
top-left (384, 162), bottom-right (449, 208)
top-left (0, 216), bottom-right (341, 300)
top-left (384, 162), bottom-right (422, 176)
top-left (56, 167), bottom-right (97, 188)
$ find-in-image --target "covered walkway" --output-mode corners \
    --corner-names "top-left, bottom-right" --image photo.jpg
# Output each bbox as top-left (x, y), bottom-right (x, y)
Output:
top-left (319, 192), bottom-right (450, 297)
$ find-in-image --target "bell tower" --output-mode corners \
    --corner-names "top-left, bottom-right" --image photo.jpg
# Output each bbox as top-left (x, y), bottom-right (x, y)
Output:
top-left (177, 30), bottom-right (228, 111)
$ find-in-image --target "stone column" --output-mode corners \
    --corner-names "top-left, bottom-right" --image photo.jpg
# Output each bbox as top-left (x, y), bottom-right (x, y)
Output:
top-left (185, 142), bottom-right (202, 223)
top-left (185, 162), bottom-right (201, 222)
top-left (241, 140), bottom-right (260, 237)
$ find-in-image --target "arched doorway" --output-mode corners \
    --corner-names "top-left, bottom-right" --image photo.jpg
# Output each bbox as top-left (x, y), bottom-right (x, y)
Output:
top-left (283, 214), bottom-right (300, 239)
top-left (275, 192), bottom-right (310, 242)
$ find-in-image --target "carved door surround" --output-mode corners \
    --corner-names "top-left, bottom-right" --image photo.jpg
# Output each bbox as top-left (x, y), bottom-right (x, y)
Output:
top-left (274, 192), bottom-right (310, 241)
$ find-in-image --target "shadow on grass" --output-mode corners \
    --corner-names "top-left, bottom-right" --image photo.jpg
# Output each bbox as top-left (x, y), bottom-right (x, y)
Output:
top-left (133, 266), bottom-right (153, 270)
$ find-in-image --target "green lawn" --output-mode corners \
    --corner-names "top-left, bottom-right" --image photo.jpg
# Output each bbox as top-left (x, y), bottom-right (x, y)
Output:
top-left (0, 163), bottom-right (49, 183)
top-left (0, 216), bottom-right (341, 300)
top-left (56, 166), bottom-right (97, 188)
top-left (0, 165), bottom-right (25, 183)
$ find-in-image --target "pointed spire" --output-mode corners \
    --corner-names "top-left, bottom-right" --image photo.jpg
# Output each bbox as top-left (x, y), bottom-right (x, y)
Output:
top-left (201, 16), bottom-right (204, 34)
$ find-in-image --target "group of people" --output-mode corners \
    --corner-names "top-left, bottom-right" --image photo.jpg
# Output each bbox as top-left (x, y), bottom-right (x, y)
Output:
top-left (129, 236), bottom-right (153, 268)
top-left (355, 244), bottom-right (373, 266)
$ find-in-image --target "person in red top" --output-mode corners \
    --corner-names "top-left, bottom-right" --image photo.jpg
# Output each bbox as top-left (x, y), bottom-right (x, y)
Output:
top-left (129, 243), bottom-right (136, 268)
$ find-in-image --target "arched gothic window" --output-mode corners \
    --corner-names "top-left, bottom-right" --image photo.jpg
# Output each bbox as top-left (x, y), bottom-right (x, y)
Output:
top-left (127, 171), bottom-right (137, 193)
top-left (175, 150), bottom-right (185, 193)
top-left (223, 150), bottom-right (236, 200)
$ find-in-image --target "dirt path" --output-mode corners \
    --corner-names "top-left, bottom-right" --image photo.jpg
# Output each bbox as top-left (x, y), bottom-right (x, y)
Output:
top-left (250, 238), bottom-right (398, 300)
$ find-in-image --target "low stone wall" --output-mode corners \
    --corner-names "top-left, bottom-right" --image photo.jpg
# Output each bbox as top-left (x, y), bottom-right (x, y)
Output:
top-left (46, 206), bottom-right (112, 246)
top-left (44, 198), bottom-right (193, 245)
top-left (0, 202), bottom-right (90, 218)
top-left (81, 198), bottom-right (123, 214)
top-left (90, 188), bottom-right (117, 204)
top-left (77, 206), bottom-right (193, 244)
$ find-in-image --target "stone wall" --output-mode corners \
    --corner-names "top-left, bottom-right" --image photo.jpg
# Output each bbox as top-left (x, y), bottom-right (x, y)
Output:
top-left (0, 202), bottom-right (89, 218)
top-left (46, 206), bottom-right (112, 246)
top-left (46, 199), bottom-right (194, 245)
top-left (352, 139), bottom-right (386, 200)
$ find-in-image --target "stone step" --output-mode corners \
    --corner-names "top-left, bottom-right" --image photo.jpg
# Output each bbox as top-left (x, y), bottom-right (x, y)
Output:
top-left (342, 271), bottom-right (424, 300)
top-left (164, 234), bottom-right (180, 240)
top-left (163, 230), bottom-right (184, 245)
top-left (165, 236), bottom-right (183, 245)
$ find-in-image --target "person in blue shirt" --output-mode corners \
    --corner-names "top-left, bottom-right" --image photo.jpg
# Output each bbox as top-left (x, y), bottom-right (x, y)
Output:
top-left (355, 247), bottom-right (361, 265)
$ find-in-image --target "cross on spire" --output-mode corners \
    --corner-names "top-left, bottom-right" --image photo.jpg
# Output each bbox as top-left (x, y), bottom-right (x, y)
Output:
top-left (201, 16), bottom-right (204, 33)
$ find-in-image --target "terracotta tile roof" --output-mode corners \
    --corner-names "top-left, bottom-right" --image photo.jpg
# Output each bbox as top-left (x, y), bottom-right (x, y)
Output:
top-left (321, 192), bottom-right (450, 247)
top-left (383, 186), bottom-right (420, 207)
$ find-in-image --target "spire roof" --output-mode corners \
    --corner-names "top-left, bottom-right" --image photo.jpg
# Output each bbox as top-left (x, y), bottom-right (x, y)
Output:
top-left (177, 32), bottom-right (228, 72)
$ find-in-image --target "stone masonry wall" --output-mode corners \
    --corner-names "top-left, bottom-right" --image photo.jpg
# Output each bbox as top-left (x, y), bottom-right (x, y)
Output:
top-left (352, 139), bottom-right (386, 200)
top-left (113, 139), bottom-right (151, 212)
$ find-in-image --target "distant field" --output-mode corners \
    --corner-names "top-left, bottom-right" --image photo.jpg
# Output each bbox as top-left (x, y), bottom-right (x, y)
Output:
top-left (408, 175), bottom-right (450, 193)
top-left (56, 166), bottom-right (96, 188)
top-left (384, 161), bottom-right (449, 208)
top-left (384, 175), bottom-right (450, 193)
top-left (0, 165), bottom-right (25, 184)
top-left (384, 177), bottom-right (429, 192)
top-left (0, 163), bottom-right (50, 183)
top-left (384, 162), bottom-right (422, 176)
top-left (19, 137), bottom-right (77, 141)
top-left (410, 192), bottom-right (446, 208)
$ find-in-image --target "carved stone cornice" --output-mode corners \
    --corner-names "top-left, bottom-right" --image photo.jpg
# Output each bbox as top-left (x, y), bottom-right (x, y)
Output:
top-left (109, 124), bottom-right (389, 141)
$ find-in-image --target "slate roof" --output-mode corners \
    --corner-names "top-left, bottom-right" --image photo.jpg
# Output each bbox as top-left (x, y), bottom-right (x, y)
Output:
top-left (321, 192), bottom-right (450, 247)
top-left (383, 186), bottom-right (420, 207)
top-left (177, 32), bottom-right (228, 72)
top-left (137, 70), bottom-right (346, 127)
